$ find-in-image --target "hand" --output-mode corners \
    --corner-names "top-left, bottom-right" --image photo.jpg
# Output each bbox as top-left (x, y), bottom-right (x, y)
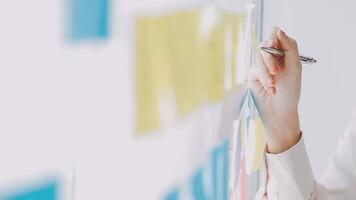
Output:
top-left (249, 27), bottom-right (302, 154)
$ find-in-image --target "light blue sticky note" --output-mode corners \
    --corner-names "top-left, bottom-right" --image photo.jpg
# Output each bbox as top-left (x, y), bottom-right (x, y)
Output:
top-left (210, 139), bottom-right (229, 200)
top-left (163, 187), bottom-right (180, 200)
top-left (238, 89), bottom-right (261, 137)
top-left (220, 139), bottom-right (229, 200)
top-left (211, 147), bottom-right (219, 200)
top-left (2, 179), bottom-right (58, 200)
top-left (69, 0), bottom-right (110, 40)
top-left (191, 168), bottom-right (207, 200)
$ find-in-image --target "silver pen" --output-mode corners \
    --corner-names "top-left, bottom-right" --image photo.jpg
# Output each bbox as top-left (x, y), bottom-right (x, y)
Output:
top-left (260, 46), bottom-right (317, 64)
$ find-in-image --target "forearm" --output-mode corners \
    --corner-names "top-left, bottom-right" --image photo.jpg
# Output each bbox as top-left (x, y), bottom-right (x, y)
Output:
top-left (263, 110), bottom-right (301, 154)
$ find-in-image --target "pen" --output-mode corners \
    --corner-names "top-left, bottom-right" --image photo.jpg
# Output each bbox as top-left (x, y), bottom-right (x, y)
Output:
top-left (260, 46), bottom-right (317, 64)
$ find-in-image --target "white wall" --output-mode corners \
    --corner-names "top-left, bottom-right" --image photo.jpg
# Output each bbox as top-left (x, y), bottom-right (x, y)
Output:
top-left (263, 0), bottom-right (356, 179)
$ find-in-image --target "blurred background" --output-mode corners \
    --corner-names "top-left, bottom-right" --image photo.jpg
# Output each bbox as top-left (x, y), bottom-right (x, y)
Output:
top-left (0, 0), bottom-right (355, 199)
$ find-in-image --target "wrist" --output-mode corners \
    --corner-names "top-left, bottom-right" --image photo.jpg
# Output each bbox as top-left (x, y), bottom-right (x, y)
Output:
top-left (264, 110), bottom-right (301, 154)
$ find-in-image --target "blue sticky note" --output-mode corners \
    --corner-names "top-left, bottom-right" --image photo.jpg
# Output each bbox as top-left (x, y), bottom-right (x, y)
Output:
top-left (2, 180), bottom-right (58, 200)
top-left (211, 147), bottom-right (219, 200)
top-left (191, 168), bottom-right (207, 200)
top-left (69, 0), bottom-right (110, 40)
top-left (210, 139), bottom-right (229, 200)
top-left (220, 139), bottom-right (229, 200)
top-left (163, 187), bottom-right (180, 200)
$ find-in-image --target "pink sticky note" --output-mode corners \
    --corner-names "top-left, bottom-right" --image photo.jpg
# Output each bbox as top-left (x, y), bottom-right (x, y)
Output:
top-left (240, 155), bottom-right (249, 200)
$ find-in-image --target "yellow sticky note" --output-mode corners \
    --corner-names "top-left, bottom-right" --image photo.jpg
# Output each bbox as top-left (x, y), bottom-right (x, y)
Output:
top-left (251, 117), bottom-right (266, 171)
top-left (167, 11), bottom-right (202, 115)
top-left (146, 17), bottom-right (172, 93)
top-left (222, 13), bottom-right (244, 90)
top-left (134, 10), bottom-right (245, 132)
top-left (134, 16), bottom-right (173, 133)
top-left (200, 19), bottom-right (226, 102)
top-left (134, 17), bottom-right (160, 133)
top-left (199, 12), bottom-right (244, 101)
top-left (244, 117), bottom-right (266, 173)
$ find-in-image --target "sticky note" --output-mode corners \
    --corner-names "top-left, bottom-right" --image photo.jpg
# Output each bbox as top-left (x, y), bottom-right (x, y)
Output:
top-left (221, 13), bottom-right (244, 90)
top-left (229, 120), bottom-right (242, 198)
top-left (200, 20), bottom-right (226, 102)
top-left (237, 4), bottom-right (258, 85)
top-left (239, 156), bottom-right (249, 200)
top-left (239, 117), bottom-right (248, 150)
top-left (167, 11), bottom-right (202, 115)
top-left (211, 147), bottom-right (219, 200)
top-left (211, 139), bottom-right (229, 200)
top-left (133, 10), bottom-right (244, 132)
top-left (138, 16), bottom-right (173, 93)
top-left (2, 180), bottom-right (58, 200)
top-left (134, 14), bottom-right (176, 133)
top-left (220, 140), bottom-right (229, 200)
top-left (134, 10), bottom-right (203, 126)
top-left (199, 12), bottom-right (244, 101)
top-left (69, 0), bottom-right (110, 40)
top-left (191, 168), bottom-right (207, 200)
top-left (250, 118), bottom-right (266, 171)
top-left (245, 117), bottom-right (266, 173)
top-left (134, 16), bottom-right (164, 133)
top-left (237, 89), bottom-right (266, 173)
top-left (163, 188), bottom-right (180, 200)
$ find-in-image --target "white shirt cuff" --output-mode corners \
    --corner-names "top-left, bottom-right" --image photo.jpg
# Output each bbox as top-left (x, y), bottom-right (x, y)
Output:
top-left (264, 136), bottom-right (316, 199)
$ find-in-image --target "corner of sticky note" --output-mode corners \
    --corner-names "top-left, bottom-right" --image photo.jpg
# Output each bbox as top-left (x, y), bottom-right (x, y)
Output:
top-left (67, 0), bottom-right (110, 41)
top-left (163, 187), bottom-right (180, 200)
top-left (1, 179), bottom-right (59, 200)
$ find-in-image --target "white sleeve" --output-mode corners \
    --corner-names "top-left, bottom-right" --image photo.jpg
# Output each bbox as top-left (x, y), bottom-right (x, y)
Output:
top-left (255, 136), bottom-right (327, 200)
top-left (255, 117), bottom-right (356, 200)
top-left (319, 117), bottom-right (356, 199)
